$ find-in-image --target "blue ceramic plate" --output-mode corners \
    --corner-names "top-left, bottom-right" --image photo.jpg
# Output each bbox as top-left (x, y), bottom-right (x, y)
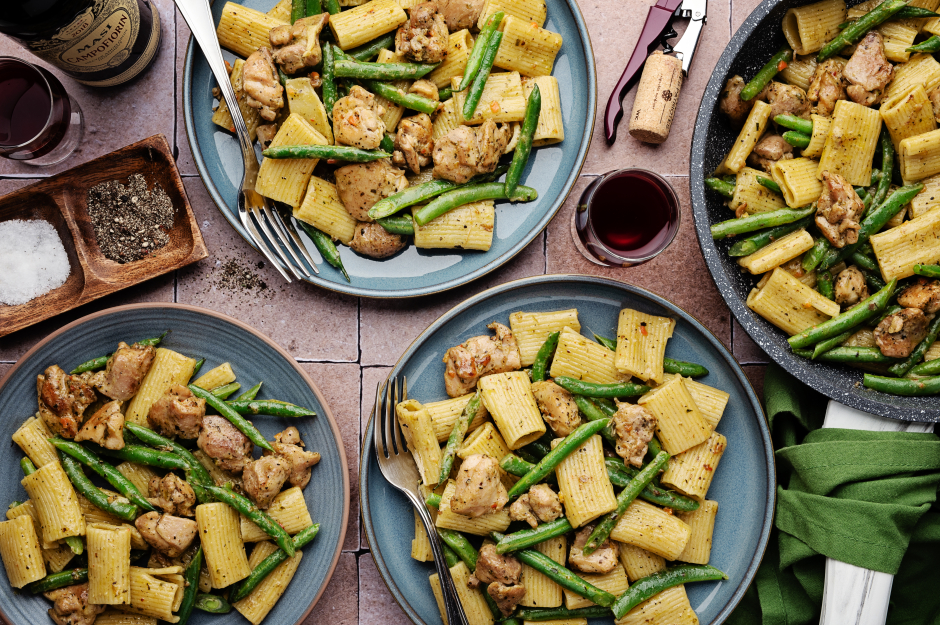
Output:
top-left (182, 0), bottom-right (595, 298)
top-left (361, 275), bottom-right (774, 625)
top-left (0, 304), bottom-right (348, 625)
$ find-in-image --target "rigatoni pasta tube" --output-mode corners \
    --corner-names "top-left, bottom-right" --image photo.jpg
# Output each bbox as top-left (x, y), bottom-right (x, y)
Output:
top-left (618, 544), bottom-right (666, 583)
top-left (675, 500), bottom-right (719, 565)
top-left (429, 573), bottom-right (448, 625)
top-left (478, 372), bottom-right (545, 449)
top-left (240, 487), bottom-right (313, 542)
top-left (216, 3), bottom-right (288, 58)
top-left (294, 176), bottom-right (358, 244)
top-left (413, 201), bottom-right (495, 252)
top-left (746, 267), bottom-right (841, 334)
top-left (436, 480), bottom-right (511, 535)
top-left (459, 422), bottom-right (516, 489)
top-left (719, 101), bottom-right (772, 174)
top-left (637, 376), bottom-right (711, 456)
top-left (509, 309), bottom-right (581, 366)
top-left (615, 308), bottom-right (675, 384)
top-left (882, 85), bottom-right (937, 151)
top-left (563, 564), bottom-right (630, 609)
top-left (782, 0), bottom-right (846, 54)
top-left (429, 30), bottom-right (475, 89)
top-left (7, 501), bottom-right (54, 550)
top-left (88, 524), bottom-right (131, 605)
top-left (883, 53), bottom-right (940, 106)
top-left (256, 114), bottom-right (328, 208)
top-left (285, 77), bottom-right (334, 145)
top-left (123, 568), bottom-right (182, 622)
top-left (125, 348), bottom-right (196, 426)
top-left (738, 228), bottom-right (815, 275)
top-left (196, 502), bottom-right (251, 589)
top-left (614, 585), bottom-right (697, 625)
top-left (96, 612), bottom-right (159, 625)
top-left (493, 16), bottom-right (563, 77)
top-left (550, 327), bottom-right (630, 384)
top-left (0, 515), bottom-right (45, 588)
top-left (909, 174), bottom-right (940, 219)
top-left (412, 509), bottom-right (434, 562)
top-left (450, 561), bottom-right (495, 625)
top-left (871, 207), bottom-right (940, 280)
top-left (479, 0), bottom-right (547, 28)
top-left (780, 54), bottom-right (818, 91)
top-left (662, 374), bottom-right (729, 430)
top-left (373, 50), bottom-right (406, 133)
top-left (191, 362), bottom-right (235, 390)
top-left (524, 76), bottom-right (564, 146)
top-left (554, 435), bottom-right (618, 528)
top-left (661, 432), bottom-right (728, 499)
top-left (610, 499), bottom-right (691, 560)
top-left (12, 416), bottom-right (57, 468)
top-left (729, 167), bottom-right (787, 214)
top-left (426, 394), bottom-right (489, 442)
top-left (22, 461), bottom-right (85, 543)
top-left (772, 158), bottom-right (824, 207)
top-left (818, 100), bottom-right (881, 186)
top-left (233, 541), bottom-right (303, 625)
top-left (801, 114), bottom-right (832, 159)
top-left (452, 72), bottom-right (527, 125)
top-left (433, 97), bottom-right (462, 140)
top-left (115, 462), bottom-right (159, 496)
top-left (899, 128), bottom-right (940, 182)
top-left (329, 0), bottom-right (407, 49)
top-left (396, 399), bottom-right (444, 485)
top-left (42, 543), bottom-right (75, 574)
top-left (519, 535), bottom-right (566, 608)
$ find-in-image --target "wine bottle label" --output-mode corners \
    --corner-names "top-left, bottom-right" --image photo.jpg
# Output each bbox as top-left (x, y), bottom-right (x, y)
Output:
top-left (78, 6), bottom-right (160, 87)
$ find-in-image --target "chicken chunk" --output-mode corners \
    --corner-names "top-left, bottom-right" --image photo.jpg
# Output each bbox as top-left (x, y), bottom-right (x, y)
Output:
top-left (93, 341), bottom-right (155, 401)
top-left (843, 31), bottom-right (893, 106)
top-left (611, 402), bottom-right (657, 467)
top-left (816, 171), bottom-right (864, 248)
top-left (269, 13), bottom-right (329, 74)
top-left (44, 583), bottom-right (104, 625)
top-left (443, 322), bottom-right (522, 397)
top-left (149, 473), bottom-right (197, 517)
top-left (37, 365), bottom-right (97, 439)
top-left (256, 123), bottom-right (278, 150)
top-left (473, 542), bottom-right (522, 585)
top-left (875, 308), bottom-right (931, 358)
top-left (197, 415), bottom-right (253, 473)
top-left (410, 79), bottom-right (440, 101)
top-left (508, 484), bottom-right (562, 528)
top-left (396, 2), bottom-right (449, 63)
top-left (437, 0), bottom-right (485, 30)
top-left (393, 114), bottom-right (435, 174)
top-left (148, 384), bottom-right (205, 440)
top-left (450, 454), bottom-right (508, 517)
top-left (835, 266), bottom-right (869, 308)
top-left (333, 85), bottom-right (386, 149)
top-left (747, 133), bottom-right (794, 173)
top-left (530, 380), bottom-right (580, 436)
top-left (898, 281), bottom-right (940, 314)
top-left (488, 583), bottom-right (526, 616)
top-left (349, 221), bottom-right (408, 258)
top-left (718, 75), bottom-right (755, 127)
top-left (268, 427), bottom-right (321, 489)
top-left (243, 455), bottom-right (290, 509)
top-left (568, 524), bottom-right (619, 574)
top-left (243, 47), bottom-right (284, 122)
top-left (509, 496), bottom-right (538, 528)
top-left (74, 400), bottom-right (125, 450)
top-left (335, 159), bottom-right (409, 221)
top-left (808, 59), bottom-right (846, 117)
top-left (762, 81), bottom-right (810, 120)
top-left (433, 120), bottom-right (512, 184)
top-left (135, 512), bottom-right (199, 558)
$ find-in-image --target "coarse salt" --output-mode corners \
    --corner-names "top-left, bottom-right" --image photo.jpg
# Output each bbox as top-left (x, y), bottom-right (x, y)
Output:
top-left (0, 219), bottom-right (71, 306)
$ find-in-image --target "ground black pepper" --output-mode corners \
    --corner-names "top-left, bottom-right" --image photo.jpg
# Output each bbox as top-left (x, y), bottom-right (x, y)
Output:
top-left (213, 258), bottom-right (268, 292)
top-left (87, 174), bottom-right (175, 263)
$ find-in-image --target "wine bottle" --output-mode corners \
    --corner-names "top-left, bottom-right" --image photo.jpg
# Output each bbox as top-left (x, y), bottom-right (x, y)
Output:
top-left (0, 0), bottom-right (162, 88)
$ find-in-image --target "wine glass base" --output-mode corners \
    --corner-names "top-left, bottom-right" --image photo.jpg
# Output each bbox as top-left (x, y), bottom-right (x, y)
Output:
top-left (20, 93), bottom-right (84, 167)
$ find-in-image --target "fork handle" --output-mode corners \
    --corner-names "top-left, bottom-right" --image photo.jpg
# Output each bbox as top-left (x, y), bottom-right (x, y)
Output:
top-left (175, 0), bottom-right (255, 160)
top-left (407, 491), bottom-right (471, 625)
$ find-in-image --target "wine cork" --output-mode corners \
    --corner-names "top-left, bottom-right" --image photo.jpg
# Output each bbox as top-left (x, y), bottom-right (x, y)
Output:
top-left (629, 51), bottom-right (684, 145)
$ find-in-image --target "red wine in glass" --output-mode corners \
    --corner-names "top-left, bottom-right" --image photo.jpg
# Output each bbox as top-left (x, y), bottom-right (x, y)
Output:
top-left (572, 169), bottom-right (681, 267)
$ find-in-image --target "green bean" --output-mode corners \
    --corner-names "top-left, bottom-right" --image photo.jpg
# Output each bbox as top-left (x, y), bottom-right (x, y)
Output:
top-left (593, 333), bottom-right (617, 351)
top-left (377, 215), bottom-right (415, 235)
top-left (51, 440), bottom-right (154, 512)
top-left (593, 397), bottom-right (618, 415)
top-left (277, 67), bottom-right (291, 87)
top-left (211, 382), bottom-right (241, 400)
top-left (459, 12), bottom-right (504, 91)
top-left (506, 84), bottom-right (541, 201)
top-left (514, 446), bottom-right (542, 464)
top-left (897, 6), bottom-right (940, 17)
top-left (190, 358), bottom-right (206, 380)
top-left (291, 0), bottom-right (305, 22)
top-left (193, 483), bottom-right (294, 556)
top-left (818, 0), bottom-right (908, 61)
top-left (662, 358), bottom-right (709, 378)
top-left (324, 0), bottom-right (341, 14)
top-left (773, 114), bottom-right (813, 134)
top-left (741, 47), bottom-right (792, 100)
top-left (6, 501), bottom-right (21, 510)
top-left (57, 451), bottom-right (139, 522)
top-left (442, 543), bottom-right (461, 568)
top-left (369, 179), bottom-right (459, 219)
top-left (413, 182), bottom-right (537, 226)
top-left (870, 130), bottom-right (895, 213)
top-left (20, 457), bottom-right (35, 476)
top-left (888, 312), bottom-right (940, 376)
top-left (711, 206), bottom-right (814, 239)
top-left (756, 175), bottom-right (782, 194)
top-left (306, 0), bottom-right (322, 14)
top-left (531, 331), bottom-right (559, 383)
top-left (124, 423), bottom-right (214, 493)
top-left (334, 58), bottom-right (438, 80)
top-left (908, 357), bottom-right (940, 377)
top-left (439, 87), bottom-right (453, 101)
top-left (908, 35), bottom-right (940, 53)
top-left (704, 177), bottom-right (735, 198)
top-left (229, 524), bottom-right (321, 602)
top-left (572, 396), bottom-right (617, 446)
top-left (850, 251), bottom-right (879, 273)
top-left (194, 594), bottom-right (232, 614)
top-left (27, 568), bottom-right (88, 594)
top-left (425, 492), bottom-right (442, 508)
top-left (237, 382), bottom-right (263, 401)
top-left (499, 453), bottom-right (557, 485)
top-left (729, 217), bottom-right (814, 257)
top-left (795, 346), bottom-right (897, 363)
top-left (463, 30), bottom-right (503, 119)
top-left (514, 607), bottom-right (612, 621)
top-left (865, 373), bottom-right (940, 395)
top-left (524, 438), bottom-right (553, 459)
top-left (177, 547), bottom-right (203, 625)
top-left (495, 518), bottom-right (572, 554)
top-left (802, 237), bottom-right (831, 273)
top-left (583, 451), bottom-right (670, 555)
top-left (98, 444), bottom-right (189, 470)
top-left (507, 419), bottom-right (611, 499)
top-left (439, 393), bottom-right (481, 483)
top-left (783, 130), bottom-right (811, 148)
top-left (914, 264), bottom-right (940, 279)
top-left (788, 279), bottom-right (897, 348)
top-left (189, 385), bottom-right (273, 451)
top-left (380, 132), bottom-right (395, 153)
top-left (70, 332), bottom-right (167, 374)
top-left (347, 33), bottom-right (396, 61)
top-left (861, 266), bottom-right (886, 292)
top-left (225, 399), bottom-right (316, 418)
top-left (611, 565), bottom-right (728, 618)
top-left (364, 79), bottom-right (439, 114)
top-left (553, 376), bottom-right (651, 398)
top-left (818, 270), bottom-right (835, 300)
top-left (298, 221), bottom-right (350, 282)
top-left (811, 330), bottom-right (853, 359)
top-left (322, 43), bottom-right (337, 115)
top-left (603, 459), bottom-right (700, 511)
top-left (438, 529), bottom-right (478, 569)
top-left (262, 144), bottom-right (391, 161)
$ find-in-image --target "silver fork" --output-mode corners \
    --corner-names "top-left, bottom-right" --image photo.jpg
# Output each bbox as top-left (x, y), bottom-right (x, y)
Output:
top-left (373, 377), bottom-right (470, 625)
top-left (175, 0), bottom-right (319, 283)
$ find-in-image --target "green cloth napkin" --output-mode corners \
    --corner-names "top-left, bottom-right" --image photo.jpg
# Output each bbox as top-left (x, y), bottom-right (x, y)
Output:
top-left (726, 364), bottom-right (940, 625)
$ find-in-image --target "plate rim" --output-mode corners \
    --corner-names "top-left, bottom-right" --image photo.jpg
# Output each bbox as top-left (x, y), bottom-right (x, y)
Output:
top-left (0, 302), bottom-right (349, 625)
top-left (359, 273), bottom-right (776, 625)
top-left (181, 0), bottom-right (597, 299)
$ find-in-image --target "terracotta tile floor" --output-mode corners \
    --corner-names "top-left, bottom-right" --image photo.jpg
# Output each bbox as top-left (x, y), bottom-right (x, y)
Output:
top-left (0, 0), bottom-right (770, 621)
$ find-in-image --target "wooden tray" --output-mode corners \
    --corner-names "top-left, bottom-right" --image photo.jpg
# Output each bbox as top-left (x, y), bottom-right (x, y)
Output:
top-left (0, 135), bottom-right (208, 337)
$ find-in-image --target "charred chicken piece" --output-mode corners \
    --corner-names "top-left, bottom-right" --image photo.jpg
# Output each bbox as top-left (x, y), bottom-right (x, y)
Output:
top-left (349, 221), bottom-right (408, 258)
top-left (718, 75), bottom-right (756, 127)
top-left (898, 281), bottom-right (940, 315)
top-left (843, 31), bottom-right (893, 106)
top-left (748, 133), bottom-right (794, 172)
top-left (148, 384), bottom-right (205, 440)
top-left (816, 171), bottom-right (864, 248)
top-left (762, 81), bottom-right (810, 120)
top-left (410, 79), bottom-right (440, 101)
top-left (834, 266), bottom-right (869, 308)
top-left (568, 524), bottom-right (619, 574)
top-left (396, 2), bottom-right (449, 63)
top-left (256, 124), bottom-right (279, 150)
top-left (37, 365), bottom-right (97, 439)
top-left (875, 308), bottom-right (931, 358)
top-left (243, 455), bottom-right (290, 509)
top-left (808, 59), bottom-right (847, 117)
top-left (335, 159), bottom-right (409, 221)
top-left (472, 542), bottom-right (522, 586)
top-left (74, 401), bottom-right (125, 450)
top-left (44, 583), bottom-right (104, 625)
top-left (442, 322), bottom-right (522, 397)
top-left (530, 380), bottom-right (581, 437)
top-left (197, 415), bottom-right (253, 473)
top-left (243, 47), bottom-right (284, 122)
top-left (149, 473), bottom-right (197, 517)
top-left (267, 427), bottom-right (321, 489)
top-left (433, 120), bottom-right (512, 184)
top-left (508, 484), bottom-right (562, 528)
top-left (450, 454), bottom-right (508, 517)
top-left (437, 0), bottom-right (485, 30)
top-left (135, 511), bottom-right (199, 558)
top-left (393, 113), bottom-right (435, 174)
top-left (488, 583), bottom-right (526, 616)
top-left (269, 13), bottom-right (329, 74)
top-left (93, 341), bottom-right (155, 401)
top-left (333, 85), bottom-right (386, 149)
top-left (611, 402), bottom-right (657, 467)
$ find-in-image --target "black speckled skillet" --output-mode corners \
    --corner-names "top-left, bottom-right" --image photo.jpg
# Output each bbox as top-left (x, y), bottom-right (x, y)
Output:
top-left (690, 0), bottom-right (940, 421)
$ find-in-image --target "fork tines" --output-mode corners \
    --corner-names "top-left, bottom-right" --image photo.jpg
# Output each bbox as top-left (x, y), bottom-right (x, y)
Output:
top-left (375, 376), bottom-right (408, 459)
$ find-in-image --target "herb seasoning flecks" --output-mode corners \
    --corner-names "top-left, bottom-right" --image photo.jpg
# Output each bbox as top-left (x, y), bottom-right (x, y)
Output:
top-left (87, 174), bottom-right (175, 263)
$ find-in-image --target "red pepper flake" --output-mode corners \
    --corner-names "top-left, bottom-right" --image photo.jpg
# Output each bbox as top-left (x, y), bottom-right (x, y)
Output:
top-left (777, 60), bottom-right (788, 71)
top-left (640, 322), bottom-right (648, 336)
top-left (490, 101), bottom-right (501, 114)
top-left (704, 464), bottom-right (714, 472)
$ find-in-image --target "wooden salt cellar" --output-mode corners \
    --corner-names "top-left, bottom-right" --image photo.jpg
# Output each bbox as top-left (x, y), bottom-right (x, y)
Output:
top-left (629, 51), bottom-right (684, 144)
